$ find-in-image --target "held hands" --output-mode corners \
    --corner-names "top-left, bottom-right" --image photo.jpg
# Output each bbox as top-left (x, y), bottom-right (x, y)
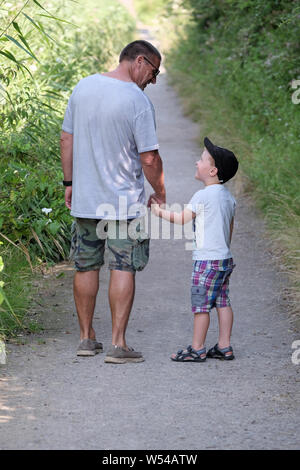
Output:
top-left (147, 192), bottom-right (166, 209)
top-left (150, 196), bottom-right (162, 217)
top-left (149, 191), bottom-right (166, 217)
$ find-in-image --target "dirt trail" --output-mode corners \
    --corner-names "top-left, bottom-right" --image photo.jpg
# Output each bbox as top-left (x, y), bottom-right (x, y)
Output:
top-left (1, 8), bottom-right (300, 450)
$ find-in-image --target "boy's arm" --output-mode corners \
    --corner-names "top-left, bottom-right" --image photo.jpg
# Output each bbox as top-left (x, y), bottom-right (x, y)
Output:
top-left (230, 217), bottom-right (234, 243)
top-left (151, 202), bottom-right (195, 225)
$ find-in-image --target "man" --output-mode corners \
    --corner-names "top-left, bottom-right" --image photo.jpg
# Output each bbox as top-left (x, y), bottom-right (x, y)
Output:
top-left (60, 40), bottom-right (165, 363)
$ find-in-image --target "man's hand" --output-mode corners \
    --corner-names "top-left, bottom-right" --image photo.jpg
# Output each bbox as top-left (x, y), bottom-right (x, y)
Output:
top-left (65, 186), bottom-right (72, 210)
top-left (147, 192), bottom-right (166, 208)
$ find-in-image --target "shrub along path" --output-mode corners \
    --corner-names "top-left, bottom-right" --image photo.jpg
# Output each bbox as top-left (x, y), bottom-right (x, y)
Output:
top-left (1, 31), bottom-right (299, 451)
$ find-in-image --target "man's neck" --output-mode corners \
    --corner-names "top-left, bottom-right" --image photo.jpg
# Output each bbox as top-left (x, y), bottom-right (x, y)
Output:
top-left (102, 63), bottom-right (133, 83)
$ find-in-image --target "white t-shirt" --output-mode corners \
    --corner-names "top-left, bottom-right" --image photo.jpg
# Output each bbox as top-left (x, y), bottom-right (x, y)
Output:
top-left (62, 74), bottom-right (159, 220)
top-left (187, 184), bottom-right (236, 260)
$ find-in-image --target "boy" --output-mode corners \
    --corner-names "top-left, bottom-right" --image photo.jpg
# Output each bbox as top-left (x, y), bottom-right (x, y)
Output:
top-left (151, 137), bottom-right (238, 362)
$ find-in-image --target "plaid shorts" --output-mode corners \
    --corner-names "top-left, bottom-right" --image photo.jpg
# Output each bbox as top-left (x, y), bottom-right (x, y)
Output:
top-left (191, 258), bottom-right (235, 313)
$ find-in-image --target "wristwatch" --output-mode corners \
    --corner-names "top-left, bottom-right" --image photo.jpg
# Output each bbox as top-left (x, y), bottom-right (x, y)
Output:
top-left (63, 180), bottom-right (72, 186)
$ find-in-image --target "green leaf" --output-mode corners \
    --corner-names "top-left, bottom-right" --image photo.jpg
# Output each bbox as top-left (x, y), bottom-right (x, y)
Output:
top-left (22, 12), bottom-right (41, 30)
top-left (22, 13), bottom-right (52, 43)
top-left (37, 14), bottom-right (78, 27)
top-left (32, 0), bottom-right (49, 13)
top-left (12, 21), bottom-right (38, 59)
top-left (43, 89), bottom-right (63, 98)
top-left (35, 20), bottom-right (57, 44)
top-left (4, 34), bottom-right (39, 62)
top-left (0, 49), bottom-right (19, 63)
top-left (33, 0), bottom-right (77, 26)
top-left (48, 221), bottom-right (60, 236)
top-left (12, 22), bottom-right (22, 35)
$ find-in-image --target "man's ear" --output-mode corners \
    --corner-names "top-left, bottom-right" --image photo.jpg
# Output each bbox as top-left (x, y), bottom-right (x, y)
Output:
top-left (136, 55), bottom-right (144, 66)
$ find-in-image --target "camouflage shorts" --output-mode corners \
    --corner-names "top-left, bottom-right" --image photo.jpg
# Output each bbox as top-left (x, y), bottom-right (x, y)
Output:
top-left (69, 218), bottom-right (150, 273)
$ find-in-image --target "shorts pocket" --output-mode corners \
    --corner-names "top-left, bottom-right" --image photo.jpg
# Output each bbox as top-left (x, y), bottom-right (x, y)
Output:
top-left (191, 285), bottom-right (207, 307)
top-left (132, 238), bottom-right (150, 272)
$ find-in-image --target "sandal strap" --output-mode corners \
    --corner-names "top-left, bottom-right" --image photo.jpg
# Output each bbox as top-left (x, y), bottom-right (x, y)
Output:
top-left (188, 345), bottom-right (206, 356)
top-left (174, 345), bottom-right (206, 360)
top-left (194, 347), bottom-right (206, 355)
top-left (217, 344), bottom-right (233, 354)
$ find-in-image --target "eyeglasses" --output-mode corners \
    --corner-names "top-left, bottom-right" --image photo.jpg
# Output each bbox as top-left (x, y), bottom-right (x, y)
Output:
top-left (143, 56), bottom-right (160, 78)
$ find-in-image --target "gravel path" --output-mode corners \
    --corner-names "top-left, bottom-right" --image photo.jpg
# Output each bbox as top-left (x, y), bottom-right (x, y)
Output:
top-left (1, 29), bottom-right (300, 450)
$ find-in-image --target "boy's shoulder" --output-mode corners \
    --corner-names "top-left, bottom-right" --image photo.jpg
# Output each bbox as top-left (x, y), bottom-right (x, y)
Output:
top-left (190, 185), bottom-right (221, 201)
top-left (221, 185), bottom-right (236, 203)
top-left (189, 184), bottom-right (236, 207)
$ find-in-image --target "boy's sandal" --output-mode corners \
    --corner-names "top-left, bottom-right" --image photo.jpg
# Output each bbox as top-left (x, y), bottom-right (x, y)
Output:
top-left (171, 345), bottom-right (206, 362)
top-left (207, 343), bottom-right (235, 360)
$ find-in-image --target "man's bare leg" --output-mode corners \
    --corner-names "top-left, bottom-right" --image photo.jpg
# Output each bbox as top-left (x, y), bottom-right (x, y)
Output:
top-left (109, 270), bottom-right (135, 349)
top-left (74, 270), bottom-right (99, 340)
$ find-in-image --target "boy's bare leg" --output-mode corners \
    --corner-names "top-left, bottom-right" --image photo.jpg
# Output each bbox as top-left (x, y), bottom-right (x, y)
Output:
top-left (216, 306), bottom-right (234, 356)
top-left (192, 313), bottom-right (210, 355)
top-left (109, 270), bottom-right (135, 349)
top-left (74, 270), bottom-right (100, 340)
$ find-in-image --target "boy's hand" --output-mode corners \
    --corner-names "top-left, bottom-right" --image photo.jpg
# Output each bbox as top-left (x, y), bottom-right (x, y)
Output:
top-left (150, 198), bottom-right (160, 216)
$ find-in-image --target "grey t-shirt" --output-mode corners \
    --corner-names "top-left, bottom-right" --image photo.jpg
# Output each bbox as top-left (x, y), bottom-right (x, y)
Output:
top-left (62, 74), bottom-right (159, 219)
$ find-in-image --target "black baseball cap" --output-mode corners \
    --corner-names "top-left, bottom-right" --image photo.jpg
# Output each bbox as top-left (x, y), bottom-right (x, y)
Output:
top-left (204, 137), bottom-right (239, 184)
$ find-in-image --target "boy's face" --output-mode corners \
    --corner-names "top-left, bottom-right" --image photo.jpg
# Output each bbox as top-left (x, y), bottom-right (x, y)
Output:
top-left (195, 148), bottom-right (216, 181)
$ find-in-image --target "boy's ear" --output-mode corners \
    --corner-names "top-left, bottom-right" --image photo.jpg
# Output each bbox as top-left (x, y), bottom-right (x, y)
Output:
top-left (210, 166), bottom-right (218, 177)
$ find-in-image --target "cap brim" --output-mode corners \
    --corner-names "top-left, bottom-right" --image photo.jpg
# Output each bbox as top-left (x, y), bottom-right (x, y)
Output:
top-left (204, 137), bottom-right (215, 156)
top-left (204, 136), bottom-right (224, 182)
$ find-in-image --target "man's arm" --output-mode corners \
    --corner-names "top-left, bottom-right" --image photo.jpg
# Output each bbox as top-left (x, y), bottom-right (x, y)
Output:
top-left (60, 131), bottom-right (73, 209)
top-left (140, 150), bottom-right (166, 206)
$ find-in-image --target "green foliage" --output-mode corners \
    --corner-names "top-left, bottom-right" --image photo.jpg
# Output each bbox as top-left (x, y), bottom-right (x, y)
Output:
top-left (133, 0), bottom-right (171, 22)
top-left (166, 0), bottom-right (300, 207)
top-left (0, 242), bottom-right (30, 338)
